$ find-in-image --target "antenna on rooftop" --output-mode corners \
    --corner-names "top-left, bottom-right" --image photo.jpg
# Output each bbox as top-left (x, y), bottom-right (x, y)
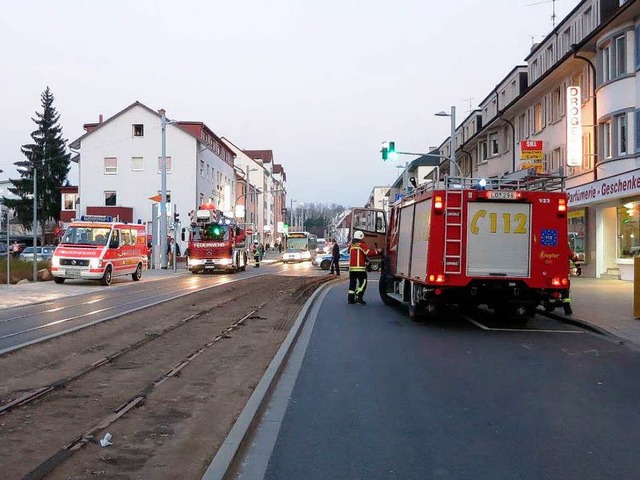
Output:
top-left (526, 0), bottom-right (559, 30)
top-left (463, 97), bottom-right (474, 115)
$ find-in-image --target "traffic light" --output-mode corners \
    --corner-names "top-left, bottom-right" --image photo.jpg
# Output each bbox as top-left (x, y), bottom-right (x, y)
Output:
top-left (173, 211), bottom-right (180, 223)
top-left (381, 141), bottom-right (395, 161)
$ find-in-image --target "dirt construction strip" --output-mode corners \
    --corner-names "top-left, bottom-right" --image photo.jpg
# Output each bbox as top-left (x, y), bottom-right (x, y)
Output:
top-left (0, 274), bottom-right (334, 480)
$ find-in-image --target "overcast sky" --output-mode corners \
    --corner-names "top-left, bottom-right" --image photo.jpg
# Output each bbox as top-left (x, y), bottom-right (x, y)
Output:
top-left (0, 0), bottom-right (581, 208)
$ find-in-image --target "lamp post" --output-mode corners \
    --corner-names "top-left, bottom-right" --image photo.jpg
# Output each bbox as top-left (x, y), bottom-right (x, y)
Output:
top-left (17, 162), bottom-right (38, 282)
top-left (435, 106), bottom-right (457, 177)
top-left (290, 199), bottom-right (297, 231)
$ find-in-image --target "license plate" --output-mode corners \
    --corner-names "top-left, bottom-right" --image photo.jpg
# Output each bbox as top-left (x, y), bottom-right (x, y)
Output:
top-left (66, 269), bottom-right (81, 277)
top-left (487, 191), bottom-right (517, 200)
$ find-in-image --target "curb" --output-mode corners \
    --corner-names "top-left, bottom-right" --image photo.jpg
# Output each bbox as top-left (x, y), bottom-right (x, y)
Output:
top-left (538, 309), bottom-right (616, 337)
top-left (200, 280), bottom-right (330, 480)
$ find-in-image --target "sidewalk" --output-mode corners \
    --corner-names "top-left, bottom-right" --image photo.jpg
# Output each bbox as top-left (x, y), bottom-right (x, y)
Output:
top-left (553, 276), bottom-right (640, 347)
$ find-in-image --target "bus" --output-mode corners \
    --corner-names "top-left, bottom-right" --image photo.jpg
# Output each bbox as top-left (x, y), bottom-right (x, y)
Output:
top-left (282, 231), bottom-right (318, 263)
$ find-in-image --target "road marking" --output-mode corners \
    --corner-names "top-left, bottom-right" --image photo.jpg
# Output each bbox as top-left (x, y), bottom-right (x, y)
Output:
top-left (463, 315), bottom-right (584, 334)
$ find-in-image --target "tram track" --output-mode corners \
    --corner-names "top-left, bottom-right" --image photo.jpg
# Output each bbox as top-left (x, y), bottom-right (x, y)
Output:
top-left (0, 274), bottom-right (330, 480)
top-left (0, 271), bottom-right (272, 355)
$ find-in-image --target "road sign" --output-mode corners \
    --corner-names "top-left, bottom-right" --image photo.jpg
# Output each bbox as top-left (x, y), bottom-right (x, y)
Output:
top-left (148, 194), bottom-right (162, 202)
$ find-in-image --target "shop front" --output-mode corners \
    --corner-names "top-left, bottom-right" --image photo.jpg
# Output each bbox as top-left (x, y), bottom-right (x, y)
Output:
top-left (567, 168), bottom-right (640, 281)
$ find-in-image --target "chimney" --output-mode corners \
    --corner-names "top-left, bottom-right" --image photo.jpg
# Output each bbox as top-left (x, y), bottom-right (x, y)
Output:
top-left (99, 114), bottom-right (103, 123)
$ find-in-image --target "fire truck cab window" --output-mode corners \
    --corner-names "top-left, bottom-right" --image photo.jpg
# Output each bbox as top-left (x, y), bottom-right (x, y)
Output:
top-left (121, 229), bottom-right (132, 246)
top-left (193, 225), bottom-right (229, 242)
top-left (110, 230), bottom-right (120, 248)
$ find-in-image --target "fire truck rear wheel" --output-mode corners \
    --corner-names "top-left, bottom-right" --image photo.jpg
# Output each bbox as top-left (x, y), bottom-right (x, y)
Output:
top-left (101, 266), bottom-right (113, 286)
top-left (132, 263), bottom-right (143, 281)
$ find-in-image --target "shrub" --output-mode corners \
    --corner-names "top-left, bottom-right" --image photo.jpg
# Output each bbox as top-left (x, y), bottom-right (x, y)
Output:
top-left (0, 258), bottom-right (51, 284)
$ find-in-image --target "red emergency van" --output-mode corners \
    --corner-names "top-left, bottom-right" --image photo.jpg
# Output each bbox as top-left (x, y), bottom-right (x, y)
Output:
top-left (51, 216), bottom-right (148, 286)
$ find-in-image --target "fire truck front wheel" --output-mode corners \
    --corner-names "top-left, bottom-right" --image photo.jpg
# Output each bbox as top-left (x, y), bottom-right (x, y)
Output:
top-left (54, 277), bottom-right (65, 284)
top-left (101, 266), bottom-right (113, 286)
top-left (378, 274), bottom-right (399, 306)
top-left (132, 263), bottom-right (143, 281)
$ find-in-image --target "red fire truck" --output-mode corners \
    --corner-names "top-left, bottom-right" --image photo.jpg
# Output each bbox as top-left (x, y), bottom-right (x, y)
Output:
top-left (182, 205), bottom-right (249, 273)
top-left (379, 175), bottom-right (570, 321)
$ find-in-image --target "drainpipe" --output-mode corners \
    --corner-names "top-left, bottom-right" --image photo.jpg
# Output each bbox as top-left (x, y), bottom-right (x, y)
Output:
top-left (494, 87), bottom-right (517, 174)
top-left (571, 44), bottom-right (598, 180)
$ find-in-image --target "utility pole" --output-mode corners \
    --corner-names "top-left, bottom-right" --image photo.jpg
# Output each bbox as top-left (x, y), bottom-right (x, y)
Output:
top-left (159, 109), bottom-right (168, 269)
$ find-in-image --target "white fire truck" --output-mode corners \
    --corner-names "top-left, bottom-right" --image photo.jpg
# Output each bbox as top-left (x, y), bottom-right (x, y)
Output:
top-left (181, 205), bottom-right (248, 273)
top-left (379, 175), bottom-right (571, 321)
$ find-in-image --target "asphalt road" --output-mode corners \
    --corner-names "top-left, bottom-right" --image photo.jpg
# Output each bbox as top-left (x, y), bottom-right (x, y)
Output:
top-left (0, 261), bottom-right (323, 354)
top-left (241, 280), bottom-right (640, 480)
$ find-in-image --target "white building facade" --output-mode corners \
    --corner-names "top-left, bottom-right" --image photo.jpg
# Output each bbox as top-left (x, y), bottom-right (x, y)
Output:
top-left (70, 102), bottom-right (236, 252)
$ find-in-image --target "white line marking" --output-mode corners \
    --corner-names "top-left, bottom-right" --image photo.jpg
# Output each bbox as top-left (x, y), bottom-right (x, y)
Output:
top-left (462, 314), bottom-right (584, 333)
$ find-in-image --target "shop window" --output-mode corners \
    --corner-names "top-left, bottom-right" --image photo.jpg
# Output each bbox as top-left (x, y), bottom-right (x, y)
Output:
top-left (618, 202), bottom-right (640, 258)
top-left (568, 209), bottom-right (586, 262)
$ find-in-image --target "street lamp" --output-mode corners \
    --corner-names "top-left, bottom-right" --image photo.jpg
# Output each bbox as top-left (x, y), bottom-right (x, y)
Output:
top-left (159, 109), bottom-right (179, 269)
top-left (435, 106), bottom-right (457, 177)
top-left (17, 162), bottom-right (38, 281)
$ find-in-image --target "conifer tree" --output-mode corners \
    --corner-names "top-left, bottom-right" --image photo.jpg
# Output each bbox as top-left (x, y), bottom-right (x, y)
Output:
top-left (4, 87), bottom-right (71, 244)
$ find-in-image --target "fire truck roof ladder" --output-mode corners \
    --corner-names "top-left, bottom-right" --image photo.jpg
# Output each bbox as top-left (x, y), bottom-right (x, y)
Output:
top-left (444, 188), bottom-right (463, 275)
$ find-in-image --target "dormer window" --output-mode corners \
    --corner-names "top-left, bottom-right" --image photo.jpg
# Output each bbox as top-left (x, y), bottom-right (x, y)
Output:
top-left (133, 124), bottom-right (144, 137)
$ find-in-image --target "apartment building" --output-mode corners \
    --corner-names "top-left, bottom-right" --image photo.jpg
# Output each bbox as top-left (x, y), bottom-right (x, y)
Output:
top-left (430, 0), bottom-right (640, 280)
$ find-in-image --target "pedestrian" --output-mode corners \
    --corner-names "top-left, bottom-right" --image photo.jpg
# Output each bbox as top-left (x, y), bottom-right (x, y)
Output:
top-left (347, 230), bottom-right (379, 305)
top-left (329, 238), bottom-right (341, 276)
top-left (253, 241), bottom-right (260, 268)
top-left (259, 242), bottom-right (265, 260)
top-left (167, 238), bottom-right (175, 268)
top-left (278, 242), bottom-right (283, 254)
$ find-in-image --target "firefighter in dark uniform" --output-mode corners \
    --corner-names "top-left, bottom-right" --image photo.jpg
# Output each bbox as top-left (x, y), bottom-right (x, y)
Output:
top-left (347, 230), bottom-right (379, 305)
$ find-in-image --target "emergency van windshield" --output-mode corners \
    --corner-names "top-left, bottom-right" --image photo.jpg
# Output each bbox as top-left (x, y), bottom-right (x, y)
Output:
top-left (62, 226), bottom-right (111, 246)
top-left (192, 224), bottom-right (230, 242)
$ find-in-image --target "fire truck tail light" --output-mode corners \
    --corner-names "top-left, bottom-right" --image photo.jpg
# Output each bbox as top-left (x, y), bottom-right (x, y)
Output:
top-left (434, 196), bottom-right (444, 213)
top-left (429, 274), bottom-right (445, 283)
top-left (558, 198), bottom-right (567, 214)
top-left (549, 277), bottom-right (568, 287)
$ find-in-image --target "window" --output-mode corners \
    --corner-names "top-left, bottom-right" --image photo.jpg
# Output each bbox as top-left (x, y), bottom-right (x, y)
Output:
top-left (121, 229), bottom-right (131, 246)
top-left (582, 7), bottom-right (592, 35)
top-left (207, 164), bottom-right (210, 178)
top-left (157, 156), bottom-right (172, 173)
top-left (617, 202), bottom-right (640, 258)
top-left (62, 193), bottom-right (76, 210)
top-left (617, 113), bottom-right (627, 155)
top-left (582, 133), bottom-right (592, 170)
top-left (489, 133), bottom-right (499, 156)
top-left (200, 160), bottom-right (204, 177)
top-left (551, 88), bottom-right (562, 122)
top-left (568, 209), bottom-right (586, 261)
top-left (518, 113), bottom-right (526, 140)
top-left (133, 124), bottom-right (144, 137)
top-left (104, 191), bottom-right (117, 206)
top-left (534, 102), bottom-right (544, 132)
top-left (603, 43), bottom-right (612, 82)
top-left (602, 121), bottom-right (612, 158)
top-left (104, 157), bottom-right (117, 174)
top-left (562, 28), bottom-right (571, 54)
top-left (478, 141), bottom-right (488, 162)
top-left (131, 157), bottom-right (143, 171)
top-left (615, 34), bottom-right (626, 76)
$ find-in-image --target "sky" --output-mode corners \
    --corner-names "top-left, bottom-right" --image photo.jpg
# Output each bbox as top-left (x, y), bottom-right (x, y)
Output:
top-left (0, 0), bottom-right (582, 208)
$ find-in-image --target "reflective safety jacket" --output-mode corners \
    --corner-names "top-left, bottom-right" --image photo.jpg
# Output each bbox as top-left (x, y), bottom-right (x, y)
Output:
top-left (349, 241), bottom-right (376, 271)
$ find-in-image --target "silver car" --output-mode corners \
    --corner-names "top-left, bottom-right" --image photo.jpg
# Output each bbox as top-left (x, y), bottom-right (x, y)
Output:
top-left (19, 246), bottom-right (55, 262)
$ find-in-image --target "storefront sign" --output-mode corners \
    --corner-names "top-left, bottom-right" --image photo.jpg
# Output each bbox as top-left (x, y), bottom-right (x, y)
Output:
top-left (567, 168), bottom-right (640, 206)
top-left (566, 86), bottom-right (582, 167)
top-left (520, 163), bottom-right (544, 174)
top-left (520, 140), bottom-right (543, 161)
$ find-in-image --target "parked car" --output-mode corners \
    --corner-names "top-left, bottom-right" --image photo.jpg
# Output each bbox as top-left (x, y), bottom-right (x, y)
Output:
top-left (19, 246), bottom-right (55, 262)
top-left (312, 247), bottom-right (350, 270)
top-left (0, 243), bottom-right (7, 255)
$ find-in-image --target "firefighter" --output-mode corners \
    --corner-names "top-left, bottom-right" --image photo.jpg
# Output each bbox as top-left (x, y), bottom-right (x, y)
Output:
top-left (253, 240), bottom-right (260, 268)
top-left (347, 230), bottom-right (379, 305)
top-left (562, 245), bottom-right (581, 315)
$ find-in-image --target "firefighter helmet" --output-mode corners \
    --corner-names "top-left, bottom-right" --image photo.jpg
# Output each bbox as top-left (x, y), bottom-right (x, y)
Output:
top-left (353, 230), bottom-right (365, 240)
